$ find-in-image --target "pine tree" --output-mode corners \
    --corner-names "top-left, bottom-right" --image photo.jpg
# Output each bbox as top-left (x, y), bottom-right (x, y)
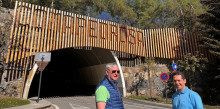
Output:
top-left (198, 0), bottom-right (220, 58)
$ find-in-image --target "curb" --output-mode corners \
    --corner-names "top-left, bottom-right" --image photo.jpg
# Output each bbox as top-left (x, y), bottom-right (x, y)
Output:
top-left (5, 98), bottom-right (52, 109)
top-left (124, 97), bottom-right (172, 108)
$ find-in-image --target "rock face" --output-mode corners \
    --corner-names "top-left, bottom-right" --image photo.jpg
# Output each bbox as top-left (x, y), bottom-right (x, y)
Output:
top-left (0, 7), bottom-right (13, 84)
top-left (0, 78), bottom-right (23, 98)
top-left (122, 64), bottom-right (171, 97)
top-left (0, 7), bottom-right (19, 98)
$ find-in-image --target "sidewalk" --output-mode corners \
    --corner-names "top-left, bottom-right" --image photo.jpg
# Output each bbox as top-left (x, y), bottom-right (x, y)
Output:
top-left (5, 97), bottom-right (54, 109)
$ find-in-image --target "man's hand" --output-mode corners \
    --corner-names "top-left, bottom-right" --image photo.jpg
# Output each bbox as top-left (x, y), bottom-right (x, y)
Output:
top-left (96, 102), bottom-right (106, 109)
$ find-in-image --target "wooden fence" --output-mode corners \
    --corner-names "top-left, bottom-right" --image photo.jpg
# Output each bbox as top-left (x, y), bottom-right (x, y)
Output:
top-left (5, 1), bottom-right (213, 81)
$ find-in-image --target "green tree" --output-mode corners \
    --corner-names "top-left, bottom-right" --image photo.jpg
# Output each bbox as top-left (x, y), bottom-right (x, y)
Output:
top-left (177, 53), bottom-right (208, 90)
top-left (196, 0), bottom-right (220, 104)
top-left (128, 0), bottom-right (205, 30)
top-left (142, 58), bottom-right (157, 98)
top-left (198, 0), bottom-right (220, 59)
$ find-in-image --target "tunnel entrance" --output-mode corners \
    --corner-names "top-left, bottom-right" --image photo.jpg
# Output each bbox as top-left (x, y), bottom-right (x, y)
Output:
top-left (28, 48), bottom-right (124, 98)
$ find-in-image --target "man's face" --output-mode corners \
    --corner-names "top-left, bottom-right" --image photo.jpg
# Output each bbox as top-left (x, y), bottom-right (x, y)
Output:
top-left (106, 66), bottom-right (120, 81)
top-left (173, 75), bottom-right (186, 92)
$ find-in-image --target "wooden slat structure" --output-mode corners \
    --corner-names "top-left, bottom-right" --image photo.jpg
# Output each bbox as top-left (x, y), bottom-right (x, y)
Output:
top-left (5, 1), bottom-right (214, 82)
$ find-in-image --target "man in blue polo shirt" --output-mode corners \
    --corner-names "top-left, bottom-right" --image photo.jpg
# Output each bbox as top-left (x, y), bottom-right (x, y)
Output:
top-left (172, 71), bottom-right (203, 109)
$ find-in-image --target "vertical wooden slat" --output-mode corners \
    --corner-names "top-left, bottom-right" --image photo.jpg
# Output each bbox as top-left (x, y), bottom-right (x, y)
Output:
top-left (158, 29), bottom-right (163, 58)
top-left (29, 5), bottom-right (38, 57)
top-left (55, 10), bottom-right (60, 49)
top-left (77, 15), bottom-right (80, 47)
top-left (21, 3), bottom-right (31, 59)
top-left (187, 31), bottom-right (193, 55)
top-left (6, 1), bottom-right (18, 63)
top-left (184, 31), bottom-right (189, 56)
top-left (167, 28), bottom-right (173, 59)
top-left (173, 28), bottom-right (180, 59)
top-left (150, 29), bottom-right (155, 57)
top-left (33, 5), bottom-right (41, 55)
top-left (64, 12), bottom-right (68, 48)
top-left (189, 32), bottom-right (195, 55)
top-left (70, 13), bottom-right (74, 47)
top-left (76, 14), bottom-right (79, 47)
top-left (170, 28), bottom-right (176, 59)
top-left (67, 12), bottom-right (71, 48)
top-left (15, 2), bottom-right (26, 62)
top-left (36, 6), bottom-right (43, 52)
top-left (73, 14), bottom-right (76, 47)
top-left (50, 9), bottom-right (55, 51)
top-left (46, 8), bottom-right (52, 51)
top-left (146, 29), bottom-right (150, 57)
top-left (25, 4), bottom-right (34, 59)
top-left (12, 2), bottom-right (24, 80)
top-left (141, 30), bottom-right (145, 56)
top-left (52, 9), bottom-right (58, 50)
top-left (58, 11), bottom-right (63, 49)
top-left (62, 11), bottom-right (66, 48)
top-left (83, 16), bottom-right (86, 47)
top-left (154, 29), bottom-right (159, 58)
top-left (177, 29), bottom-right (184, 59)
top-left (116, 23), bottom-right (121, 51)
top-left (14, 2), bottom-right (24, 63)
top-left (9, 1), bottom-right (20, 80)
top-left (143, 29), bottom-right (147, 57)
top-left (148, 29), bottom-right (152, 57)
top-left (9, 2), bottom-right (21, 66)
top-left (43, 7), bottom-right (49, 52)
top-left (18, 3), bottom-right (29, 78)
top-left (165, 28), bottom-right (171, 59)
top-left (97, 19), bottom-right (100, 48)
top-left (40, 7), bottom-right (46, 52)
top-left (144, 29), bottom-right (148, 57)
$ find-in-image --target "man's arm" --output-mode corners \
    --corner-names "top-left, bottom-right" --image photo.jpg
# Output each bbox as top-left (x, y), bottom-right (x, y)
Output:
top-left (95, 86), bottom-right (110, 109)
top-left (192, 92), bottom-right (203, 109)
top-left (96, 102), bottom-right (106, 109)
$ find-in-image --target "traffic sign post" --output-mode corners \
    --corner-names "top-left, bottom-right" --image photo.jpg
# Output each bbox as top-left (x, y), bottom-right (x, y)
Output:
top-left (160, 73), bottom-right (169, 104)
top-left (34, 52), bottom-right (51, 103)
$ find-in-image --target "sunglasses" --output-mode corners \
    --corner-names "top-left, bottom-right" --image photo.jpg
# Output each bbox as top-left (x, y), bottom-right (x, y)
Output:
top-left (112, 70), bottom-right (120, 74)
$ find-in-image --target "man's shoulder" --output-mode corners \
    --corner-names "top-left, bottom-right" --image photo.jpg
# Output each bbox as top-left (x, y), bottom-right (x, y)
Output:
top-left (96, 85), bottom-right (108, 93)
top-left (188, 89), bottom-right (201, 98)
top-left (97, 85), bottom-right (107, 90)
top-left (172, 92), bottom-right (178, 99)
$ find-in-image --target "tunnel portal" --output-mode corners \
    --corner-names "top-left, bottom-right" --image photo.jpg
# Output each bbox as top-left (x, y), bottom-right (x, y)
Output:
top-left (28, 48), bottom-right (124, 98)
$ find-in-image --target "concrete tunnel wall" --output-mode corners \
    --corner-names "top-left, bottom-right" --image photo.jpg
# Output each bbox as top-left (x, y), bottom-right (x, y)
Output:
top-left (76, 48), bottom-right (125, 96)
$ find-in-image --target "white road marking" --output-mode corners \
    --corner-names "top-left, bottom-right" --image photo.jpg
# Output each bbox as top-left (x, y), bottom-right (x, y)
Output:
top-left (69, 102), bottom-right (91, 109)
top-left (52, 104), bottom-right (59, 109)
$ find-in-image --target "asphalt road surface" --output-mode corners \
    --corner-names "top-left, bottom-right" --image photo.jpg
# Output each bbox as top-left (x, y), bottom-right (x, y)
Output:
top-left (44, 96), bottom-right (172, 109)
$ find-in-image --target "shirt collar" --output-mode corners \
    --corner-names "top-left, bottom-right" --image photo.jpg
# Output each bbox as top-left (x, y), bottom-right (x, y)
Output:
top-left (179, 87), bottom-right (189, 94)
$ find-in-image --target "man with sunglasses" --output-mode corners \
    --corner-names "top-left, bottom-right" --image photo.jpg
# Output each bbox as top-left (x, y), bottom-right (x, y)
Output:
top-left (95, 63), bottom-right (124, 109)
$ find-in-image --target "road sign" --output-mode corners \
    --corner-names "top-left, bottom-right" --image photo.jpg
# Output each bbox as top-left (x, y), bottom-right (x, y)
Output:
top-left (35, 52), bottom-right (51, 62)
top-left (172, 63), bottom-right (177, 71)
top-left (34, 52), bottom-right (51, 103)
top-left (160, 73), bottom-right (169, 82)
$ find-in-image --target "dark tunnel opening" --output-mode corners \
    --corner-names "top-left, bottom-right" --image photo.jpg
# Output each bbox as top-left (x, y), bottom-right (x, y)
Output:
top-left (28, 48), bottom-right (99, 98)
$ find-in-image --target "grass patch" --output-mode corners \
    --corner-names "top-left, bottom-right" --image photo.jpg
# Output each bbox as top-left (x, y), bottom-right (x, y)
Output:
top-left (127, 95), bottom-right (172, 104)
top-left (0, 95), bottom-right (30, 109)
top-left (204, 105), bottom-right (220, 109)
top-left (127, 95), bottom-right (220, 109)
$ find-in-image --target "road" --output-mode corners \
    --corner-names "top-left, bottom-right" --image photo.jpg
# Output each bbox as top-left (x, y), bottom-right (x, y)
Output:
top-left (44, 96), bottom-right (172, 109)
